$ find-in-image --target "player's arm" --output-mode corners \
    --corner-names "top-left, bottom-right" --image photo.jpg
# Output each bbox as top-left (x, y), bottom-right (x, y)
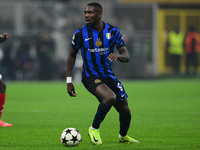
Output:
top-left (0, 33), bottom-right (12, 43)
top-left (66, 46), bottom-right (79, 97)
top-left (108, 46), bottom-right (130, 62)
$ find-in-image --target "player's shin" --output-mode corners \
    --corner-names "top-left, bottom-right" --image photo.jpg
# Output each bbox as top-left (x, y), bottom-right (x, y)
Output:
top-left (119, 114), bottom-right (131, 137)
top-left (92, 102), bottom-right (111, 129)
top-left (0, 93), bottom-right (6, 119)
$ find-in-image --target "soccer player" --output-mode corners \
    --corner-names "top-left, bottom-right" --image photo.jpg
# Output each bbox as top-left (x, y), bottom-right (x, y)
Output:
top-left (0, 33), bottom-right (12, 127)
top-left (66, 2), bottom-right (139, 145)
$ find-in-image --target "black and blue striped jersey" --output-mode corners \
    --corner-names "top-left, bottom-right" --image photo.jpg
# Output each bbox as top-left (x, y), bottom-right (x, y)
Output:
top-left (71, 22), bottom-right (126, 80)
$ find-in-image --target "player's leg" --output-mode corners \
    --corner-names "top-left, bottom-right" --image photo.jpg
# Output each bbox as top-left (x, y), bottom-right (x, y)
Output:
top-left (192, 53), bottom-right (198, 75)
top-left (185, 54), bottom-right (190, 75)
top-left (0, 79), bottom-right (6, 118)
top-left (114, 99), bottom-right (131, 136)
top-left (88, 83), bottom-right (116, 145)
top-left (114, 99), bottom-right (139, 143)
top-left (175, 55), bottom-right (181, 75)
top-left (171, 54), bottom-right (176, 74)
top-left (92, 83), bottom-right (116, 128)
top-left (0, 75), bottom-right (12, 127)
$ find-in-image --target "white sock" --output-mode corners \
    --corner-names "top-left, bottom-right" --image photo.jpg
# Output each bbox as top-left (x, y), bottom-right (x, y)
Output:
top-left (119, 134), bottom-right (125, 138)
top-left (90, 126), bottom-right (98, 130)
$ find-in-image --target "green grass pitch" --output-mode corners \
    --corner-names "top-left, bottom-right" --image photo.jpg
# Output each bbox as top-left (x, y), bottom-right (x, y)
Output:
top-left (0, 78), bottom-right (200, 150)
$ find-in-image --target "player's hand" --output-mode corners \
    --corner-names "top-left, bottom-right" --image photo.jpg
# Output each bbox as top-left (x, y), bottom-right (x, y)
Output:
top-left (3, 33), bottom-right (12, 39)
top-left (67, 83), bottom-right (77, 97)
top-left (108, 53), bottom-right (118, 61)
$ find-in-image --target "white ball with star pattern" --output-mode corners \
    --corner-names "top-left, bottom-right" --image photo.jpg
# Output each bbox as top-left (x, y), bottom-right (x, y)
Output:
top-left (60, 128), bottom-right (81, 146)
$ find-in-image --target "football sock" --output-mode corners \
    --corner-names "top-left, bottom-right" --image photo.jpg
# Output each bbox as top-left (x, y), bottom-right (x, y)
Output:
top-left (119, 114), bottom-right (131, 137)
top-left (92, 102), bottom-right (111, 129)
top-left (0, 93), bottom-right (6, 119)
top-left (90, 126), bottom-right (96, 130)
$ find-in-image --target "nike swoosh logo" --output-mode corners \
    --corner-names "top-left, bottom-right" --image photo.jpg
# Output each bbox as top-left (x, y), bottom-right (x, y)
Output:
top-left (85, 37), bottom-right (92, 41)
top-left (93, 135), bottom-right (98, 142)
top-left (121, 93), bottom-right (125, 98)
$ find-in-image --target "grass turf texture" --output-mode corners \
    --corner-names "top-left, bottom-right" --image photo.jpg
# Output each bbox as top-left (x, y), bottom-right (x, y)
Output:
top-left (0, 78), bottom-right (200, 150)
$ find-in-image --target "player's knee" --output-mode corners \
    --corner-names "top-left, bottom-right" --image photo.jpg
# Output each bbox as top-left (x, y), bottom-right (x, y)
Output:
top-left (127, 110), bottom-right (131, 117)
top-left (121, 110), bottom-right (131, 118)
top-left (121, 106), bottom-right (131, 117)
top-left (105, 92), bottom-right (116, 106)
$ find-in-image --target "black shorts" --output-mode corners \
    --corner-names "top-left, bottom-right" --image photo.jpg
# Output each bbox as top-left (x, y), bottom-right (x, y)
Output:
top-left (82, 77), bottom-right (128, 101)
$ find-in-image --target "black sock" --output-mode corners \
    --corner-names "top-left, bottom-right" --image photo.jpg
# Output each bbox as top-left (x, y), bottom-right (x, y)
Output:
top-left (119, 114), bottom-right (131, 136)
top-left (92, 102), bottom-right (111, 129)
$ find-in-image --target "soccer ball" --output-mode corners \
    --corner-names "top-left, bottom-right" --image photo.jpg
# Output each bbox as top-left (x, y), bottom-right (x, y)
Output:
top-left (60, 128), bottom-right (82, 146)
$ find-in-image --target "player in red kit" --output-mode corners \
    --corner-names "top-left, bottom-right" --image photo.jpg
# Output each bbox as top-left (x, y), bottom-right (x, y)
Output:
top-left (0, 33), bottom-right (12, 127)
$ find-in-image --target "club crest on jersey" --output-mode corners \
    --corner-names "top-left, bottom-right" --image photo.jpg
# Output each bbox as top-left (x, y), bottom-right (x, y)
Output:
top-left (106, 33), bottom-right (111, 39)
top-left (94, 79), bottom-right (101, 84)
top-left (95, 38), bottom-right (102, 47)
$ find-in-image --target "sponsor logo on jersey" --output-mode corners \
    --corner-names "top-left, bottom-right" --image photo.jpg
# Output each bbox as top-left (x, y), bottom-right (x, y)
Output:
top-left (87, 48), bottom-right (110, 55)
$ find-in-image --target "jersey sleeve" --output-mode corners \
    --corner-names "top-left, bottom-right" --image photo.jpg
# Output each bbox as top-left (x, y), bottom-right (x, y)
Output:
top-left (114, 28), bottom-right (126, 49)
top-left (71, 29), bottom-right (81, 50)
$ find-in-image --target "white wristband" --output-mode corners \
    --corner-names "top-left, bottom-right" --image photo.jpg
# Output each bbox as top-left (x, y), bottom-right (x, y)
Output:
top-left (66, 77), bottom-right (72, 83)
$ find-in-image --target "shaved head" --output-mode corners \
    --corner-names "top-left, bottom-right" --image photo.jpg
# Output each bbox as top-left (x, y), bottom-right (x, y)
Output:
top-left (87, 2), bottom-right (103, 13)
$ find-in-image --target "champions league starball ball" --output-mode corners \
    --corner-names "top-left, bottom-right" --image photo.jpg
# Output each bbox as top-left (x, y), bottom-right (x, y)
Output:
top-left (60, 128), bottom-right (82, 146)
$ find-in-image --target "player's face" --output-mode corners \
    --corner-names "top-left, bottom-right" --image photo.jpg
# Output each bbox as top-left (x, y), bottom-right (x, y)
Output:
top-left (84, 6), bottom-right (101, 26)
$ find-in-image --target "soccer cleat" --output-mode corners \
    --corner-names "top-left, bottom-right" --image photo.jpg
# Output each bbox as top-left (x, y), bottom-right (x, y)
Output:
top-left (119, 135), bottom-right (140, 143)
top-left (88, 127), bottom-right (102, 145)
top-left (0, 120), bottom-right (13, 127)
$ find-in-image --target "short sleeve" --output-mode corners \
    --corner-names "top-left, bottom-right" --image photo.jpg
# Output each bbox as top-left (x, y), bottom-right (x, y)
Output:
top-left (71, 29), bottom-right (81, 50)
top-left (114, 29), bottom-right (126, 49)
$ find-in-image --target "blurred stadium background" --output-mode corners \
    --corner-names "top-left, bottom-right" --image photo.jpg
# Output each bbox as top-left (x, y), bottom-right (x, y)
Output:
top-left (0, 0), bottom-right (200, 81)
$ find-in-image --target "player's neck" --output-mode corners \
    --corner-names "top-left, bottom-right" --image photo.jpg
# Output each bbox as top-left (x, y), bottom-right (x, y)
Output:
top-left (93, 21), bottom-right (104, 32)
